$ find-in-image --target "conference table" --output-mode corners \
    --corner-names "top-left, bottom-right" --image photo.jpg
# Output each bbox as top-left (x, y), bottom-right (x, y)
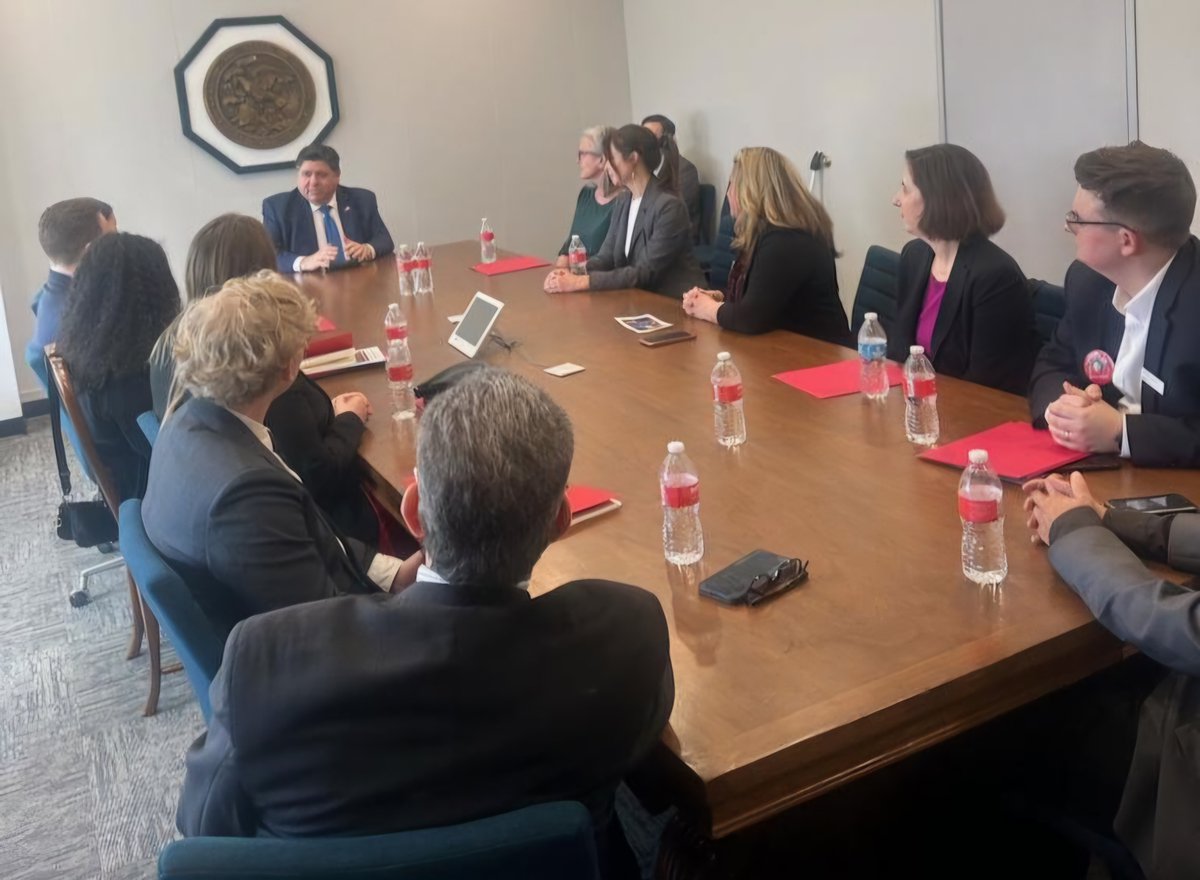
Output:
top-left (303, 242), bottom-right (1198, 840)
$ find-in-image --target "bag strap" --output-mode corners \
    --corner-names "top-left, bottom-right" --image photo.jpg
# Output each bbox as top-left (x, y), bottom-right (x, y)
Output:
top-left (45, 352), bottom-right (73, 499)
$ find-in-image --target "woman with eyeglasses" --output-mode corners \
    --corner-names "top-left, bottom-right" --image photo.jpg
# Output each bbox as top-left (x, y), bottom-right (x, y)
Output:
top-left (889, 143), bottom-right (1039, 394)
top-left (553, 126), bottom-right (620, 268)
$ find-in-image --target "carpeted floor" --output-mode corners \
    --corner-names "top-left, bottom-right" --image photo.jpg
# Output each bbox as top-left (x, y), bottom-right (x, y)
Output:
top-left (1, 416), bottom-right (201, 880)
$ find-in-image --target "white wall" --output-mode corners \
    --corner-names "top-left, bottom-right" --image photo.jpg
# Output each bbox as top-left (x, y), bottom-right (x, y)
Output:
top-left (0, 0), bottom-right (631, 404)
top-left (623, 0), bottom-right (943, 311)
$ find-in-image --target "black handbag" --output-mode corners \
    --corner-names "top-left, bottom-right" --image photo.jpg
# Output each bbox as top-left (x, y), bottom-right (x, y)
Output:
top-left (46, 358), bottom-right (118, 548)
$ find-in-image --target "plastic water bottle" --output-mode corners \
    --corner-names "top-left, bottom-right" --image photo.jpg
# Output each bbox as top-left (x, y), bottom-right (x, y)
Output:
top-left (412, 241), bottom-right (434, 294)
top-left (386, 339), bottom-right (416, 420)
top-left (396, 244), bottom-right (415, 297)
top-left (480, 218), bottom-right (497, 263)
top-left (384, 302), bottom-right (407, 347)
top-left (568, 235), bottom-right (588, 276)
top-left (959, 449), bottom-right (1007, 586)
top-left (858, 312), bottom-right (889, 401)
top-left (903, 345), bottom-right (939, 446)
top-left (661, 441), bottom-right (703, 565)
top-left (711, 352), bottom-right (746, 447)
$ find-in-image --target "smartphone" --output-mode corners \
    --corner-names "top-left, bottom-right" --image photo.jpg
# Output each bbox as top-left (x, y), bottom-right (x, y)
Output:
top-left (1105, 493), bottom-right (1198, 514)
top-left (639, 329), bottom-right (696, 348)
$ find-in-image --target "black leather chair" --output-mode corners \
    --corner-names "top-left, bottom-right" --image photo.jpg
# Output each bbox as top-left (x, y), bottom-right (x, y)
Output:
top-left (1029, 278), bottom-right (1066, 345)
top-left (850, 245), bottom-right (902, 336)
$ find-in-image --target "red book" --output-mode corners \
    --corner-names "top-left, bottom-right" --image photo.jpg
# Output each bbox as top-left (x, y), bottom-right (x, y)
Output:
top-left (773, 360), bottom-right (903, 399)
top-left (566, 486), bottom-right (622, 526)
top-left (305, 331), bottom-right (354, 359)
top-left (919, 421), bottom-right (1090, 481)
top-left (471, 255), bottom-right (551, 276)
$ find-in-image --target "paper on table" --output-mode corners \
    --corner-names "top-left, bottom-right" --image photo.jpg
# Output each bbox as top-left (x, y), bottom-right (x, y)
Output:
top-left (773, 360), bottom-right (903, 399)
top-left (919, 421), bottom-right (1090, 481)
top-left (471, 255), bottom-right (551, 275)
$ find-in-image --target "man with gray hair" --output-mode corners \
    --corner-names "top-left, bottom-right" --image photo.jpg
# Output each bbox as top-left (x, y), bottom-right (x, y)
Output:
top-left (178, 367), bottom-right (673, 880)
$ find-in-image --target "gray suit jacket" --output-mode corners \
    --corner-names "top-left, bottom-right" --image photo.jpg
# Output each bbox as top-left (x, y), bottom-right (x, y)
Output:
top-left (587, 176), bottom-right (704, 299)
top-left (1049, 506), bottom-right (1200, 880)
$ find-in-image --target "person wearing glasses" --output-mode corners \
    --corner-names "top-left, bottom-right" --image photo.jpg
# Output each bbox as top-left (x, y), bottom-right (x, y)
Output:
top-left (888, 143), bottom-right (1039, 393)
top-left (553, 126), bottom-right (620, 268)
top-left (1030, 141), bottom-right (1200, 467)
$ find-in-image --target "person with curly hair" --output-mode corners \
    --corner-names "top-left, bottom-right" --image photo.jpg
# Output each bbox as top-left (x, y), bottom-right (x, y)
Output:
top-left (57, 232), bottom-right (179, 502)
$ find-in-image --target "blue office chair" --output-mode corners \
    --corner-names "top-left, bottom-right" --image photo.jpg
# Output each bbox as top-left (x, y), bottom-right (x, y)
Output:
top-left (850, 245), bottom-right (902, 336)
top-left (1029, 278), bottom-right (1066, 345)
top-left (137, 410), bottom-right (161, 447)
top-left (119, 499), bottom-right (224, 721)
top-left (30, 345), bottom-right (99, 484)
top-left (695, 196), bottom-right (736, 291)
top-left (696, 182), bottom-right (717, 246)
top-left (157, 801), bottom-right (601, 880)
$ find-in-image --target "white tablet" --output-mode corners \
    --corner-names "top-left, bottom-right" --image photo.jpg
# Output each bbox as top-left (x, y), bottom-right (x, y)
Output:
top-left (448, 292), bottom-right (505, 358)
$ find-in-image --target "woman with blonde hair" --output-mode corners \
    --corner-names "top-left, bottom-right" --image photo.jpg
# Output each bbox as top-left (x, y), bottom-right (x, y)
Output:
top-left (682, 147), bottom-right (849, 343)
top-left (553, 125), bottom-right (621, 267)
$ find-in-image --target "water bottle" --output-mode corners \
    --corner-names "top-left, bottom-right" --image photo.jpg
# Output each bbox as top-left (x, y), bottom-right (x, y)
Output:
top-left (903, 345), bottom-right (939, 446)
top-left (568, 235), bottom-right (588, 276)
top-left (412, 241), bottom-right (434, 294)
top-left (480, 218), bottom-right (497, 263)
top-left (858, 312), bottom-right (889, 401)
top-left (959, 449), bottom-right (1007, 586)
top-left (661, 441), bottom-right (703, 565)
top-left (386, 338), bottom-right (416, 420)
top-left (711, 352), bottom-right (746, 447)
top-left (384, 302), bottom-right (407, 346)
top-left (396, 243), bottom-right (415, 297)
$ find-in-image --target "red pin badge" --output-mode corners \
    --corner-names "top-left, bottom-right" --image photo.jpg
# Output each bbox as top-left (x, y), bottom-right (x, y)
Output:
top-left (1083, 349), bottom-right (1115, 385)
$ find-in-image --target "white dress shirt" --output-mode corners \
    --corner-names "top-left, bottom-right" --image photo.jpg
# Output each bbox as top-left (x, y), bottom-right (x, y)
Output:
top-left (415, 562), bottom-right (530, 592)
top-left (625, 196), bottom-right (643, 258)
top-left (1111, 254), bottom-right (1175, 457)
top-left (291, 192), bottom-right (375, 271)
top-left (227, 408), bottom-right (402, 589)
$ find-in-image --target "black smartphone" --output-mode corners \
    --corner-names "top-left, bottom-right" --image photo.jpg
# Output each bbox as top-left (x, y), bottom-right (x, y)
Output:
top-left (1105, 493), bottom-right (1198, 515)
top-left (639, 329), bottom-right (696, 348)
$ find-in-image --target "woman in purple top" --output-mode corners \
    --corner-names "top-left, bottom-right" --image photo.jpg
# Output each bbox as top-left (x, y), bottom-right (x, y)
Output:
top-left (887, 144), bottom-right (1038, 394)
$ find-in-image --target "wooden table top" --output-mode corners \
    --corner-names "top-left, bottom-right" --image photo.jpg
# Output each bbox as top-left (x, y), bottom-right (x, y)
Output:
top-left (302, 242), bottom-right (1200, 837)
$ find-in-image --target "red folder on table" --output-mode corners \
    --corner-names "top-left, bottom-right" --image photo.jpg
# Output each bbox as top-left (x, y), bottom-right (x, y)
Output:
top-left (305, 331), bottom-right (354, 359)
top-left (471, 255), bottom-right (551, 276)
top-left (773, 360), bottom-right (904, 399)
top-left (919, 421), bottom-right (1090, 481)
top-left (566, 486), bottom-right (622, 526)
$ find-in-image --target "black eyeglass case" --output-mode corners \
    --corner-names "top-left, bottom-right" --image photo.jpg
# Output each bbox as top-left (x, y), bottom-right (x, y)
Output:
top-left (699, 550), bottom-right (808, 607)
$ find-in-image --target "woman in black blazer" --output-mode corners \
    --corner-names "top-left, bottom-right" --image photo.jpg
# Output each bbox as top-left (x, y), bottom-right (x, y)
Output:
top-left (887, 144), bottom-right (1038, 394)
top-left (681, 147), bottom-right (850, 345)
top-left (544, 124), bottom-right (704, 298)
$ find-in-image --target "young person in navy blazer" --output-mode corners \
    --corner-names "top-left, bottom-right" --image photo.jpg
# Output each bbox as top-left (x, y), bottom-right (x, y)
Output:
top-left (1029, 142), bottom-right (1200, 468)
top-left (262, 143), bottom-right (394, 273)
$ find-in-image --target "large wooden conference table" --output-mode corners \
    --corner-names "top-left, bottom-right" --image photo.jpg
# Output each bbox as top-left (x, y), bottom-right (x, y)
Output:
top-left (304, 242), bottom-right (1197, 839)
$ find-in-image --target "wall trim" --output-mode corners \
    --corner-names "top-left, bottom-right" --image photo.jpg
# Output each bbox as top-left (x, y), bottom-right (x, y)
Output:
top-left (0, 416), bottom-right (27, 437)
top-left (22, 397), bottom-right (50, 418)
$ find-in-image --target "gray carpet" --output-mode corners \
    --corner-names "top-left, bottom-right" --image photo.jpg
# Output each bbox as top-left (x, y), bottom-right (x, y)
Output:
top-left (0, 416), bottom-right (202, 880)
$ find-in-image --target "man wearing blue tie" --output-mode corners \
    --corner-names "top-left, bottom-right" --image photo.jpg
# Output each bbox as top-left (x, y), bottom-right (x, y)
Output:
top-left (262, 144), bottom-right (395, 273)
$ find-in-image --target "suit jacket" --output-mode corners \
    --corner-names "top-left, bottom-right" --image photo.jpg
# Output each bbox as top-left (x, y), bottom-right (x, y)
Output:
top-left (717, 225), bottom-right (850, 345)
top-left (888, 236), bottom-right (1038, 394)
top-left (678, 154), bottom-right (701, 243)
top-left (177, 579), bottom-right (674, 878)
top-left (262, 185), bottom-right (394, 273)
top-left (587, 176), bottom-right (705, 299)
top-left (1029, 237), bottom-right (1200, 467)
top-left (1049, 506), bottom-right (1200, 880)
top-left (142, 397), bottom-right (381, 639)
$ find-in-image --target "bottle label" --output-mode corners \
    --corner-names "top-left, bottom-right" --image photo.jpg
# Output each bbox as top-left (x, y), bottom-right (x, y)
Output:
top-left (415, 259), bottom-right (431, 269)
top-left (481, 231), bottom-right (495, 242)
top-left (905, 377), bottom-right (936, 399)
top-left (858, 342), bottom-right (886, 360)
top-left (568, 250), bottom-right (587, 265)
top-left (662, 480), bottom-right (700, 508)
top-left (385, 325), bottom-right (408, 341)
top-left (387, 364), bottom-right (414, 382)
top-left (401, 260), bottom-right (416, 273)
top-left (958, 495), bottom-right (999, 523)
top-left (714, 383), bottom-right (743, 403)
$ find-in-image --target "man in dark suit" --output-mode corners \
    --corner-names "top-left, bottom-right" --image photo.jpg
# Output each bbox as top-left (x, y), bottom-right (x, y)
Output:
top-left (643, 114), bottom-right (702, 242)
top-left (176, 367), bottom-right (674, 879)
top-left (262, 143), bottom-right (394, 273)
top-left (1029, 141), bottom-right (1200, 467)
top-left (1024, 471), bottom-right (1200, 880)
top-left (143, 273), bottom-right (420, 637)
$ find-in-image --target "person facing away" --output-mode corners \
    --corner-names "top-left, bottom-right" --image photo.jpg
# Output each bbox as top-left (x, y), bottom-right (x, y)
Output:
top-left (1024, 470), bottom-right (1200, 880)
top-left (142, 272), bottom-right (421, 638)
top-left (176, 366), bottom-right (674, 880)
top-left (1030, 141), bottom-right (1200, 468)
top-left (262, 143), bottom-right (394, 273)
top-left (554, 125), bottom-right (621, 266)
top-left (643, 113), bottom-right (702, 242)
top-left (888, 143), bottom-right (1039, 394)
top-left (56, 232), bottom-right (178, 504)
top-left (543, 123), bottom-right (704, 299)
top-left (25, 197), bottom-right (117, 385)
top-left (682, 146), bottom-right (850, 345)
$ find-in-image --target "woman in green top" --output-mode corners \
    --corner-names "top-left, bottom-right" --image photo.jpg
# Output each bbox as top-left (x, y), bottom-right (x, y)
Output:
top-left (554, 125), bottom-right (621, 266)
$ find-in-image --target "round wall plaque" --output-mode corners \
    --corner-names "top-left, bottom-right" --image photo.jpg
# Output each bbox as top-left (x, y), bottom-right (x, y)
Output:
top-left (202, 40), bottom-right (316, 150)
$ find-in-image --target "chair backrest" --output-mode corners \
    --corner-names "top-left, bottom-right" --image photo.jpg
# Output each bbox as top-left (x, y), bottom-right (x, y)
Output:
top-left (708, 197), bottom-right (736, 292)
top-left (119, 499), bottom-right (224, 720)
top-left (137, 410), bottom-right (161, 447)
top-left (697, 182), bottom-right (717, 246)
top-left (1030, 278), bottom-right (1066, 345)
top-left (48, 349), bottom-right (121, 510)
top-left (850, 245), bottom-right (902, 336)
top-left (157, 801), bottom-right (601, 880)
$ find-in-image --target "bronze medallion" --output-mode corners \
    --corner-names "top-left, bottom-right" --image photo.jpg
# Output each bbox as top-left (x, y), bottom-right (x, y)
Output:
top-left (202, 40), bottom-right (316, 149)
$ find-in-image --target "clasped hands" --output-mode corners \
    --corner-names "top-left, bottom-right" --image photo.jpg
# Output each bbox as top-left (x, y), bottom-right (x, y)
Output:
top-left (332, 392), bottom-right (372, 423)
top-left (543, 268), bottom-right (589, 293)
top-left (299, 239), bottom-right (373, 271)
top-left (1044, 381), bottom-right (1123, 453)
top-left (1021, 471), bottom-right (1106, 546)
top-left (681, 287), bottom-right (724, 323)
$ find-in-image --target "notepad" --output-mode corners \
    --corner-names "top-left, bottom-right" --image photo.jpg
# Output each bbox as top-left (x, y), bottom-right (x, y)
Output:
top-left (773, 360), bottom-right (904, 399)
top-left (300, 346), bottom-right (385, 379)
top-left (919, 421), bottom-right (1090, 481)
top-left (471, 255), bottom-right (551, 275)
top-left (566, 486), bottom-right (622, 526)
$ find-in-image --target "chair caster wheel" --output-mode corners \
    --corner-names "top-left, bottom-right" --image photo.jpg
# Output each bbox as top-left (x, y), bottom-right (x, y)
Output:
top-left (69, 590), bottom-right (91, 608)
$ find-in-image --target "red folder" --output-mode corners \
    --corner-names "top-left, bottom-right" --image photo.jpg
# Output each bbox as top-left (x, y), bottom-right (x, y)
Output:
top-left (773, 360), bottom-right (903, 399)
top-left (919, 421), bottom-right (1090, 481)
top-left (471, 255), bottom-right (551, 276)
top-left (305, 331), bottom-right (354, 358)
top-left (566, 486), bottom-right (622, 526)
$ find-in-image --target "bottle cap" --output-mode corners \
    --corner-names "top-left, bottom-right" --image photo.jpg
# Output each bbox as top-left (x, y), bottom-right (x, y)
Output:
top-left (388, 302), bottom-right (399, 310)
top-left (865, 311), bottom-right (878, 321)
top-left (717, 351), bottom-right (731, 362)
top-left (667, 441), bottom-right (685, 454)
top-left (909, 345), bottom-right (924, 355)
top-left (968, 449), bottom-right (988, 465)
